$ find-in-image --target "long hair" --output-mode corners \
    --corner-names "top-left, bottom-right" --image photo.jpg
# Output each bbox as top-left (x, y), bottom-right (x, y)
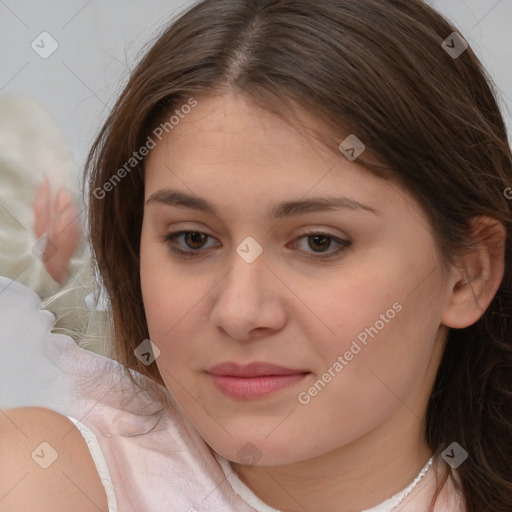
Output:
top-left (84, 1), bottom-right (512, 510)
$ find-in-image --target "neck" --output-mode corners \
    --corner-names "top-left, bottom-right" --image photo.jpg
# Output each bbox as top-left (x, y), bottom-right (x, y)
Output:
top-left (231, 409), bottom-right (433, 512)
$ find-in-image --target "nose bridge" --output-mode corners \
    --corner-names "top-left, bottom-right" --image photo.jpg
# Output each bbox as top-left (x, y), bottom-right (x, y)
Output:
top-left (223, 242), bottom-right (267, 301)
top-left (210, 240), bottom-right (287, 339)
top-left (221, 234), bottom-right (267, 293)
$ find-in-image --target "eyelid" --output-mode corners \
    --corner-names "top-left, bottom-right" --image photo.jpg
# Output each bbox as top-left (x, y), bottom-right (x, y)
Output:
top-left (293, 225), bottom-right (348, 240)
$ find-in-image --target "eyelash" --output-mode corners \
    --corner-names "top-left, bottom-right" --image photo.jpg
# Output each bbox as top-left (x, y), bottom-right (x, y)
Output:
top-left (161, 230), bottom-right (351, 260)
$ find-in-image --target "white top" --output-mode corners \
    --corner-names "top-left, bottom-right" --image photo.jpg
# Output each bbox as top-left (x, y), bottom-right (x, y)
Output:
top-left (0, 275), bottom-right (466, 511)
top-left (67, 416), bottom-right (119, 511)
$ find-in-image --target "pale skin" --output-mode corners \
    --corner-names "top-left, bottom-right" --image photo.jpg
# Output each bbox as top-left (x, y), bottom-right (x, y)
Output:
top-left (0, 407), bottom-right (108, 512)
top-left (0, 90), bottom-right (505, 511)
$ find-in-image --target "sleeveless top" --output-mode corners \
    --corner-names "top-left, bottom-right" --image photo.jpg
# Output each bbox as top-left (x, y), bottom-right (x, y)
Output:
top-left (0, 276), bottom-right (466, 511)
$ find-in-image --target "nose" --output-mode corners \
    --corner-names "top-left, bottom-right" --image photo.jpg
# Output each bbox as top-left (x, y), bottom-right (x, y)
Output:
top-left (209, 249), bottom-right (287, 341)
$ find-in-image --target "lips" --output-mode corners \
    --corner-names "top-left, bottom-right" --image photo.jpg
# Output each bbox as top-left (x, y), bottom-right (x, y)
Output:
top-left (207, 362), bottom-right (310, 399)
top-left (208, 361), bottom-right (309, 377)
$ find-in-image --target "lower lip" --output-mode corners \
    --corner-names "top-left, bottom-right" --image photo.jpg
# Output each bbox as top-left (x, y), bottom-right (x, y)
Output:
top-left (209, 373), bottom-right (309, 399)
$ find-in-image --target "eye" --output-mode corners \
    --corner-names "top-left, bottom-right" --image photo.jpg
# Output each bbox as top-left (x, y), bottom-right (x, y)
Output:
top-left (161, 230), bottom-right (351, 260)
top-left (163, 231), bottom-right (218, 258)
top-left (289, 232), bottom-right (351, 259)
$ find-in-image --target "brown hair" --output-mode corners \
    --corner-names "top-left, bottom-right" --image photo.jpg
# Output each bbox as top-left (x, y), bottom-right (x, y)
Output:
top-left (84, 1), bottom-right (512, 510)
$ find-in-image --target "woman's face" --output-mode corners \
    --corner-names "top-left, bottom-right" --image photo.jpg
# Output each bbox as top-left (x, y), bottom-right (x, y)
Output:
top-left (140, 91), bottom-right (454, 466)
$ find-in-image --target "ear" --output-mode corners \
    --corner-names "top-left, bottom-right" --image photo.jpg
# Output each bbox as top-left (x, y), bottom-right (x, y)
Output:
top-left (442, 216), bottom-right (506, 329)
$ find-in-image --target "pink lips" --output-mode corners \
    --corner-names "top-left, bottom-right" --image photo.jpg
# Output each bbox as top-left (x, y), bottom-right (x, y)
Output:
top-left (207, 362), bottom-right (310, 399)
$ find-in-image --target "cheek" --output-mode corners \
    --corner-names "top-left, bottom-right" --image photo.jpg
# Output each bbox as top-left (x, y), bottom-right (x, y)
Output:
top-left (140, 274), bottom-right (200, 392)
top-left (140, 272), bottom-right (194, 353)
top-left (289, 299), bottom-right (434, 453)
top-left (140, 232), bottom-right (182, 349)
top-left (300, 252), bottom-right (442, 395)
top-left (140, 226), bottom-right (190, 329)
top-left (139, 233), bottom-right (212, 383)
top-left (300, 263), bottom-right (401, 353)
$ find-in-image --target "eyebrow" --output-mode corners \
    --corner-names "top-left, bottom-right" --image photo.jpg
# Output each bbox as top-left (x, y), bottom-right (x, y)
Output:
top-left (145, 189), bottom-right (381, 220)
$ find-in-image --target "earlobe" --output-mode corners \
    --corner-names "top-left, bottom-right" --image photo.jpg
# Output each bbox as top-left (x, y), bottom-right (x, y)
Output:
top-left (441, 216), bottom-right (506, 329)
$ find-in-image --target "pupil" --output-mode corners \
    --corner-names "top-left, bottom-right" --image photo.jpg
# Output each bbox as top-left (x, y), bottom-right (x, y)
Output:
top-left (186, 232), bottom-right (206, 249)
top-left (309, 235), bottom-right (330, 252)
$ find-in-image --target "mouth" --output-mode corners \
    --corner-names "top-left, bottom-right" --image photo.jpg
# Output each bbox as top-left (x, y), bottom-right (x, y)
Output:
top-left (207, 361), bottom-right (311, 400)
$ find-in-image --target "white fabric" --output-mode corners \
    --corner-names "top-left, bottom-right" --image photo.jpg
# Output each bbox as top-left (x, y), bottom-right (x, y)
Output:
top-left (214, 453), bottom-right (437, 512)
top-left (214, 454), bottom-right (281, 512)
top-left (0, 95), bottom-right (86, 299)
top-left (67, 416), bottom-right (119, 512)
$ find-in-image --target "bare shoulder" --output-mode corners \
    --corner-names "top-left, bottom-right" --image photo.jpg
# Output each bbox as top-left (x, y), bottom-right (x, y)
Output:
top-left (0, 406), bottom-right (109, 512)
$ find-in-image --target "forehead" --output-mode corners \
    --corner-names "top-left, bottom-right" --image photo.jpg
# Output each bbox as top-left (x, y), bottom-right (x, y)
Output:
top-left (142, 91), bottom-right (426, 229)
top-left (146, 92), bottom-right (360, 185)
top-left (150, 93), bottom-right (329, 164)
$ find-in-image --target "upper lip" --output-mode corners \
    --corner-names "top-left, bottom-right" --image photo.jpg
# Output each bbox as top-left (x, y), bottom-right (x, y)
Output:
top-left (207, 362), bottom-right (309, 377)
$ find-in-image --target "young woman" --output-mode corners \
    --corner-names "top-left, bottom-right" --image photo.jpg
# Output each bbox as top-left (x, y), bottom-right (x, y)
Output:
top-left (1, 1), bottom-right (511, 511)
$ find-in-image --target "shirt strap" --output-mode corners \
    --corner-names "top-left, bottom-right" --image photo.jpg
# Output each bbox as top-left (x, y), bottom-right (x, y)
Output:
top-left (67, 416), bottom-right (118, 512)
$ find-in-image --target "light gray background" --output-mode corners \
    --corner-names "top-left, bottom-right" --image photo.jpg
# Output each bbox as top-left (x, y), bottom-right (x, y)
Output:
top-left (1, 0), bottom-right (511, 173)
